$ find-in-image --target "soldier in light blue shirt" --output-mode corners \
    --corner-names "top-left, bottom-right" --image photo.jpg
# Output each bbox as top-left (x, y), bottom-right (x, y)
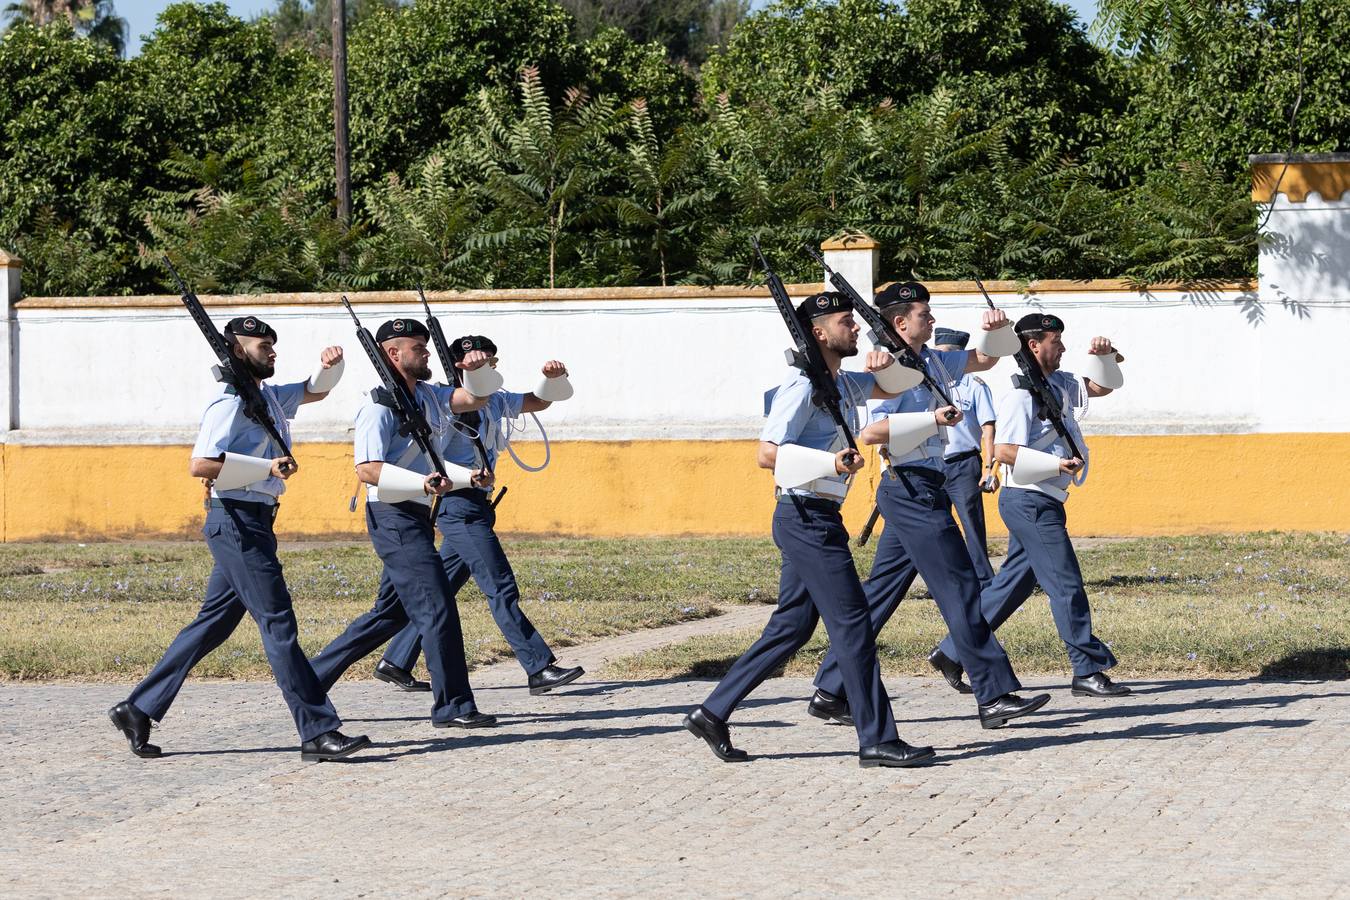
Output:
top-left (309, 318), bottom-right (502, 729)
top-left (111, 316), bottom-right (369, 762)
top-left (936, 313), bottom-right (1132, 699)
top-left (374, 334), bottom-right (586, 698)
top-left (934, 327), bottom-right (998, 588)
top-left (687, 290), bottom-right (937, 770)
top-left (808, 282), bottom-right (1051, 731)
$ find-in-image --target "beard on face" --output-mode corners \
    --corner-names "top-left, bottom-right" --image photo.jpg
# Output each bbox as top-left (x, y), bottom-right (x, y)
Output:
top-left (825, 332), bottom-right (859, 357)
top-left (408, 361), bottom-right (433, 382)
top-left (242, 352), bottom-right (275, 380)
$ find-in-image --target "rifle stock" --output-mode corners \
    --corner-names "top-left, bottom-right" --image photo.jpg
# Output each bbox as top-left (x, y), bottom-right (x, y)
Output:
top-left (417, 285), bottom-right (492, 476)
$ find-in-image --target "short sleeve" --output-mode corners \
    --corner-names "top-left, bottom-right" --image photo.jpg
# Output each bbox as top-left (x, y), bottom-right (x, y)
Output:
top-left (974, 382), bottom-right (996, 426)
top-left (495, 391), bottom-right (526, 420)
top-left (995, 390), bottom-right (1034, 447)
top-left (760, 378), bottom-right (812, 445)
top-left (273, 382), bottom-right (307, 418)
top-left (839, 370), bottom-right (876, 405)
top-left (354, 403), bottom-right (397, 465)
top-left (191, 396), bottom-right (240, 459)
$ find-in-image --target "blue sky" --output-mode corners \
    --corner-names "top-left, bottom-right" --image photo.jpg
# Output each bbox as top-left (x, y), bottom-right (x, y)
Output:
top-left (121, 0), bottom-right (1101, 57)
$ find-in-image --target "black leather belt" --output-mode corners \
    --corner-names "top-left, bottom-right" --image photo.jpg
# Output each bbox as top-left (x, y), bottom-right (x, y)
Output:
top-left (943, 449), bottom-right (981, 464)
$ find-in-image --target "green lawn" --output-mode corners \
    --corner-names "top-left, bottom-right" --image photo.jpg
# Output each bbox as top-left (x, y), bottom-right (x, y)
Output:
top-left (1, 532), bottom-right (1346, 681)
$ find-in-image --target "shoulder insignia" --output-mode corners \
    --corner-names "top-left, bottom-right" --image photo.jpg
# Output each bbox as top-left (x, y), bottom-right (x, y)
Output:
top-left (972, 376), bottom-right (985, 387)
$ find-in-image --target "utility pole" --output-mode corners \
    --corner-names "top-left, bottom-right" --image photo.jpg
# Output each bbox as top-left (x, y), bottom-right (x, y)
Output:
top-left (332, 0), bottom-right (352, 227)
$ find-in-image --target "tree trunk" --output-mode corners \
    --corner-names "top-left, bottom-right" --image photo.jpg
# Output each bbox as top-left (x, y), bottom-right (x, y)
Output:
top-left (332, 0), bottom-right (352, 228)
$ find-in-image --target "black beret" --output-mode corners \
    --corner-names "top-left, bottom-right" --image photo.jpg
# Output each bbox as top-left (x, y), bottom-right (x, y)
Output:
top-left (795, 291), bottom-right (852, 321)
top-left (1015, 313), bottom-right (1066, 335)
top-left (933, 327), bottom-right (970, 348)
top-left (449, 334), bottom-right (497, 362)
top-left (224, 316), bottom-right (277, 342)
top-left (875, 281), bottom-right (930, 309)
top-left (375, 318), bottom-right (431, 343)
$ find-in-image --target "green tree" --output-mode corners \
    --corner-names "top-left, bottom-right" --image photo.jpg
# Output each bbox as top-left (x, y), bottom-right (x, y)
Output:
top-left (2, 0), bottom-right (128, 56)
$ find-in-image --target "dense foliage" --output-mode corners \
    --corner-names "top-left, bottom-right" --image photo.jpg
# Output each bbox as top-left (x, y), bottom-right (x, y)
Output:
top-left (0, 0), bottom-right (1339, 295)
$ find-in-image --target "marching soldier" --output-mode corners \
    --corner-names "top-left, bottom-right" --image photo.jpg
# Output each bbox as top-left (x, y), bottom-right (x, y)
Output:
top-left (307, 319), bottom-right (498, 728)
top-left (371, 334), bottom-right (585, 697)
top-left (109, 317), bottom-right (369, 762)
top-left (807, 284), bottom-right (1050, 730)
top-left (933, 327), bottom-right (998, 589)
top-left (685, 291), bottom-right (936, 768)
top-left (935, 313), bottom-right (1132, 698)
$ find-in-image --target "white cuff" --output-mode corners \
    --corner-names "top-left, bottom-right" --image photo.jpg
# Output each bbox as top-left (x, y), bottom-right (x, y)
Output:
top-left (872, 357), bottom-right (924, 393)
top-left (972, 323), bottom-right (1021, 357)
top-left (441, 463), bottom-right (478, 490)
top-left (306, 357), bottom-right (344, 393)
top-left (214, 452), bottom-right (274, 491)
top-left (774, 444), bottom-right (840, 490)
top-left (533, 373), bottom-right (573, 402)
top-left (1079, 353), bottom-right (1124, 389)
top-left (1012, 447), bottom-right (1062, 484)
top-left (377, 464), bottom-right (430, 503)
top-left (886, 412), bottom-right (939, 456)
top-left (462, 364), bottom-right (504, 398)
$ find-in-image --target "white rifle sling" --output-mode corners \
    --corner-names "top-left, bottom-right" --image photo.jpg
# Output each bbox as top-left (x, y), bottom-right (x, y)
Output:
top-left (872, 359), bottom-right (924, 393)
top-left (214, 452), bottom-right (275, 491)
top-left (1079, 353), bottom-right (1124, 390)
top-left (972, 323), bottom-right (1021, 358)
top-left (375, 463), bottom-right (430, 503)
top-left (306, 356), bottom-right (344, 393)
top-left (774, 444), bottom-right (840, 491)
top-left (533, 373), bottom-right (574, 402)
top-left (886, 412), bottom-right (940, 457)
top-left (462, 364), bottom-right (505, 398)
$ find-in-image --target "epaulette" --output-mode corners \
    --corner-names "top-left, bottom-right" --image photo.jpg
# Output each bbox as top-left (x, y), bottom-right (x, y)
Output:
top-left (972, 376), bottom-right (986, 387)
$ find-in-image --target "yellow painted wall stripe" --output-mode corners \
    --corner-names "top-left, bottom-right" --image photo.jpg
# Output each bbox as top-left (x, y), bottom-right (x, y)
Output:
top-left (2, 435), bottom-right (1347, 541)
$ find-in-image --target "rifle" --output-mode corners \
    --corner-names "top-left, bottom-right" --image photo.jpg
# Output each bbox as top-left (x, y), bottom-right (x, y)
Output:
top-left (752, 237), bottom-right (859, 460)
top-left (417, 286), bottom-right (492, 474)
top-left (164, 257), bottom-right (295, 486)
top-left (972, 276), bottom-right (1084, 462)
top-left (340, 295), bottom-right (449, 518)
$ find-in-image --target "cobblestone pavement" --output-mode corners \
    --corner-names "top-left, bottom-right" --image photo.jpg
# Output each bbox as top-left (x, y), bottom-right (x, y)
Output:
top-left (2, 607), bottom-right (1348, 898)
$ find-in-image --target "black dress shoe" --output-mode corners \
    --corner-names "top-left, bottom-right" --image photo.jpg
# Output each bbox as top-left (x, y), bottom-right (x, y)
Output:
top-left (859, 739), bottom-right (936, 768)
top-left (433, 710), bottom-right (499, 729)
top-left (684, 706), bottom-right (748, 762)
top-left (1071, 672), bottom-right (1132, 698)
top-left (928, 647), bottom-right (974, 694)
top-left (108, 701), bottom-right (161, 758)
top-left (528, 664), bottom-right (585, 695)
top-left (806, 689), bottom-right (854, 726)
top-left (373, 660), bottom-right (431, 692)
top-left (300, 730), bottom-right (371, 762)
top-left (978, 692), bottom-right (1052, 729)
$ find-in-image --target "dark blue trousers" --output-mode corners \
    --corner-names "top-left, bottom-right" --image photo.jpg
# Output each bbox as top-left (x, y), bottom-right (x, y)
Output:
top-left (380, 491), bottom-right (553, 677)
top-left (128, 501), bottom-right (342, 742)
top-left (309, 501), bottom-right (478, 722)
top-left (703, 498), bottom-right (899, 748)
top-left (814, 469), bottom-right (1020, 705)
top-left (938, 488), bottom-right (1117, 677)
top-left (943, 452), bottom-right (995, 589)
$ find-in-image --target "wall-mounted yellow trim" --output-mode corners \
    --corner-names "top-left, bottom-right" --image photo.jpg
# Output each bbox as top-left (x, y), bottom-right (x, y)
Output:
top-left (18, 279), bottom-right (1254, 311)
top-left (2, 435), bottom-right (1346, 541)
top-left (1252, 160), bottom-right (1350, 203)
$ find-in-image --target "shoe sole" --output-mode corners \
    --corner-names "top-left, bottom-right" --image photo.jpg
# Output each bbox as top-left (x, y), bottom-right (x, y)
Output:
top-left (806, 706), bottom-right (853, 727)
top-left (108, 710), bottom-right (161, 758)
top-left (528, 668), bottom-right (586, 696)
top-left (301, 736), bottom-right (372, 762)
top-left (433, 717), bottom-right (499, 729)
top-left (1071, 689), bottom-right (1133, 698)
top-left (374, 670), bottom-right (430, 693)
top-left (684, 718), bottom-right (749, 763)
top-left (980, 693), bottom-right (1052, 730)
top-left (859, 749), bottom-right (937, 768)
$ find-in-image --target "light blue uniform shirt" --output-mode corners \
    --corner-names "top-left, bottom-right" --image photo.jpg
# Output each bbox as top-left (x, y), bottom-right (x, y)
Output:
top-left (442, 390), bottom-right (527, 486)
top-left (192, 381), bottom-right (305, 505)
top-left (944, 373), bottom-right (996, 459)
top-left (867, 347), bottom-right (968, 473)
top-left (354, 382), bottom-right (455, 500)
top-left (761, 367), bottom-right (875, 498)
top-left (997, 369), bottom-right (1088, 493)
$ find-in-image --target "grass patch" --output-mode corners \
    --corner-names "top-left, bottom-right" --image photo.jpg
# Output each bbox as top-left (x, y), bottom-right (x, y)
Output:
top-left (605, 532), bottom-right (1350, 681)
top-left (0, 537), bottom-right (776, 681)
